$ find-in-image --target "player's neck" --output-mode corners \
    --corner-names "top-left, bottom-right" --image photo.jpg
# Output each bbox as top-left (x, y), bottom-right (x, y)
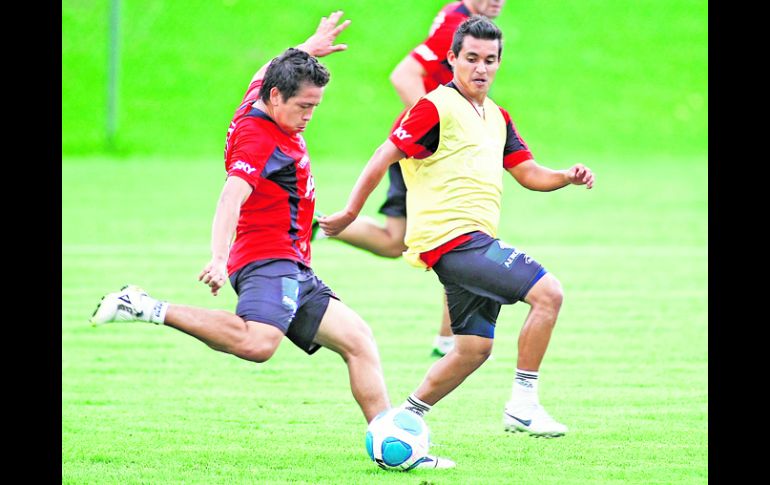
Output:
top-left (253, 100), bottom-right (298, 137)
top-left (451, 82), bottom-right (487, 114)
top-left (462, 0), bottom-right (481, 15)
top-left (254, 100), bottom-right (273, 118)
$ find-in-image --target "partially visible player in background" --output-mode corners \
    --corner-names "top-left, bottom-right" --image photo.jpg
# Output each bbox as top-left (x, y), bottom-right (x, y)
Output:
top-left (316, 0), bottom-right (507, 358)
top-left (88, 11), bottom-right (455, 469)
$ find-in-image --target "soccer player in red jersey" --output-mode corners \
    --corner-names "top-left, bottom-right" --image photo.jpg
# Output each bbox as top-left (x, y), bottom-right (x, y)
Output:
top-left (89, 11), bottom-right (454, 469)
top-left (321, 16), bottom-right (594, 438)
top-left (319, 0), bottom-right (506, 358)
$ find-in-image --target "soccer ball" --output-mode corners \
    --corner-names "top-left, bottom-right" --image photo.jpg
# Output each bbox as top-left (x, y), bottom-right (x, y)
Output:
top-left (365, 407), bottom-right (431, 471)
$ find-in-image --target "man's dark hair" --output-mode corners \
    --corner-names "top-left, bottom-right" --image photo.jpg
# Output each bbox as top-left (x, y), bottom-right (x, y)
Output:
top-left (259, 48), bottom-right (330, 103)
top-left (450, 15), bottom-right (503, 58)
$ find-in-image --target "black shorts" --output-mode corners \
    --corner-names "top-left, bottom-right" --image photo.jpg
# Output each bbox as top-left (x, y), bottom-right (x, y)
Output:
top-left (378, 163), bottom-right (407, 218)
top-left (229, 259), bottom-right (338, 355)
top-left (432, 232), bottom-right (547, 339)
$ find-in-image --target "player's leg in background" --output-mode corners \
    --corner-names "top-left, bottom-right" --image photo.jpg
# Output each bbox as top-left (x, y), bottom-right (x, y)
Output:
top-left (319, 163), bottom-right (407, 258)
top-left (312, 298), bottom-right (391, 423)
top-left (432, 294), bottom-right (455, 357)
top-left (331, 215), bottom-right (407, 258)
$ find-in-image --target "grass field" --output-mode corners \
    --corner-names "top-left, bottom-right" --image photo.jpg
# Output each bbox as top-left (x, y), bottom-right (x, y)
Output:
top-left (62, 0), bottom-right (707, 160)
top-left (62, 154), bottom-right (707, 484)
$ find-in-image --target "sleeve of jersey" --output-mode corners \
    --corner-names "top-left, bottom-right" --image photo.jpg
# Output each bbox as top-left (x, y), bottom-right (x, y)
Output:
top-left (226, 122), bottom-right (274, 189)
top-left (388, 98), bottom-right (440, 159)
top-left (499, 107), bottom-right (534, 169)
top-left (410, 12), bottom-right (464, 81)
top-left (241, 79), bottom-right (264, 104)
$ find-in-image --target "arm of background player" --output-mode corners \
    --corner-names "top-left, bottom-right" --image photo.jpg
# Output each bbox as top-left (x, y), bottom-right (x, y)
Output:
top-left (390, 55), bottom-right (428, 107)
top-left (506, 160), bottom-right (595, 191)
top-left (198, 176), bottom-right (253, 295)
top-left (249, 10), bottom-right (351, 85)
top-left (318, 140), bottom-right (406, 236)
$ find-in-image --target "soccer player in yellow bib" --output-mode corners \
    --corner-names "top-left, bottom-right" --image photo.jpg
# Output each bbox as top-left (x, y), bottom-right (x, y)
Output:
top-left (320, 15), bottom-right (594, 437)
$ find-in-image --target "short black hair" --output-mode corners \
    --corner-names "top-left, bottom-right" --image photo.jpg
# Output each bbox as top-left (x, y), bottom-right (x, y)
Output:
top-left (450, 15), bottom-right (503, 58)
top-left (259, 48), bottom-right (330, 104)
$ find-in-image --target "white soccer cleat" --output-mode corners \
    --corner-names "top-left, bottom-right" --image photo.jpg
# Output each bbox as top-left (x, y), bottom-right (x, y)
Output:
top-left (503, 402), bottom-right (568, 437)
top-left (90, 284), bottom-right (153, 325)
top-left (413, 454), bottom-right (456, 469)
top-left (430, 336), bottom-right (455, 357)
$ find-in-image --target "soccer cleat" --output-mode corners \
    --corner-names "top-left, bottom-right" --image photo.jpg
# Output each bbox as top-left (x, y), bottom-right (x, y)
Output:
top-left (430, 347), bottom-right (447, 357)
top-left (503, 402), bottom-right (568, 437)
top-left (412, 454), bottom-right (456, 469)
top-left (90, 284), bottom-right (154, 325)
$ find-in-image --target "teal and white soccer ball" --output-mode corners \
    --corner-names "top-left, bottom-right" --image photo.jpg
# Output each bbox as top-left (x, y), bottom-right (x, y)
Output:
top-left (365, 407), bottom-right (431, 471)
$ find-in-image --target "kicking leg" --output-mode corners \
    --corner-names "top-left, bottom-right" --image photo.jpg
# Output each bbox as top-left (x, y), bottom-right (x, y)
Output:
top-left (312, 298), bottom-right (390, 423)
top-left (90, 284), bottom-right (284, 363)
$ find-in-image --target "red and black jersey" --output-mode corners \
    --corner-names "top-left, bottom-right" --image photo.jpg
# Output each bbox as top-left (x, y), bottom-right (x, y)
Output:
top-left (410, 1), bottom-right (471, 93)
top-left (223, 80), bottom-right (316, 275)
top-left (390, 82), bottom-right (534, 168)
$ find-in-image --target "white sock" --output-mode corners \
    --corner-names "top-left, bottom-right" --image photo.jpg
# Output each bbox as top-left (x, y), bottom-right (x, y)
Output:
top-left (402, 394), bottom-right (432, 417)
top-left (433, 335), bottom-right (455, 354)
top-left (138, 295), bottom-right (168, 325)
top-left (509, 369), bottom-right (539, 405)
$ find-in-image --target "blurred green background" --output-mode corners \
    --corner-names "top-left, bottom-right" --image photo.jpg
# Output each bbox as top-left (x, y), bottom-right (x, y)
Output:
top-left (62, 0), bottom-right (707, 161)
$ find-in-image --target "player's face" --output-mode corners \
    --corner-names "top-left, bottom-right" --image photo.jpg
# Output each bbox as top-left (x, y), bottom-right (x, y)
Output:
top-left (447, 36), bottom-right (501, 104)
top-left (270, 83), bottom-right (324, 135)
top-left (467, 0), bottom-right (505, 19)
top-left (481, 0), bottom-right (505, 19)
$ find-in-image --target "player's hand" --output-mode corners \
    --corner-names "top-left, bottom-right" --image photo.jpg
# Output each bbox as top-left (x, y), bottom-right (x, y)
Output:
top-left (318, 210), bottom-right (356, 237)
top-left (566, 163), bottom-right (595, 189)
top-left (198, 259), bottom-right (229, 296)
top-left (297, 10), bottom-right (351, 58)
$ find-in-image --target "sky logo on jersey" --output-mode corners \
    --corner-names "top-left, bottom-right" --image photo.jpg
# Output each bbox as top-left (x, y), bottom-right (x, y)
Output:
top-left (304, 174), bottom-right (316, 200)
top-left (232, 160), bottom-right (257, 174)
top-left (393, 127), bottom-right (412, 141)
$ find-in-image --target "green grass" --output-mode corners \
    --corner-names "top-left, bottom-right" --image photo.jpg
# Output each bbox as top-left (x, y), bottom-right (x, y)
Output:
top-left (62, 0), bottom-right (707, 160)
top-left (62, 155), bottom-right (707, 484)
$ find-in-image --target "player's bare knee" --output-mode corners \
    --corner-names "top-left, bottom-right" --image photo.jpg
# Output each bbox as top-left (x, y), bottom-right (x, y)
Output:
top-left (529, 274), bottom-right (564, 313)
top-left (235, 339), bottom-right (278, 363)
top-left (339, 322), bottom-right (377, 362)
top-left (455, 339), bottom-right (493, 364)
top-left (382, 242), bottom-right (407, 258)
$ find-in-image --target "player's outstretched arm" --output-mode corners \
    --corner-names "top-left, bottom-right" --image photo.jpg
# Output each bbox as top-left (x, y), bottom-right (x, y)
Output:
top-left (507, 160), bottom-right (595, 192)
top-left (318, 140), bottom-right (405, 236)
top-left (296, 10), bottom-right (351, 58)
top-left (199, 176), bottom-right (253, 296)
top-left (250, 10), bottom-right (351, 84)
